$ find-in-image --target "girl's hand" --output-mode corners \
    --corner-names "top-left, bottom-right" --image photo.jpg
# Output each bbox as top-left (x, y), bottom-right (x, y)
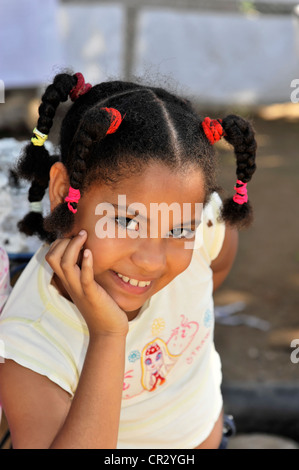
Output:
top-left (45, 230), bottom-right (129, 338)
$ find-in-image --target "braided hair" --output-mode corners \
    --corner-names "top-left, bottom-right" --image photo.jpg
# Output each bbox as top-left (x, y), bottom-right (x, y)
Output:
top-left (17, 72), bottom-right (257, 243)
top-left (17, 73), bottom-right (78, 241)
top-left (221, 115), bottom-right (257, 227)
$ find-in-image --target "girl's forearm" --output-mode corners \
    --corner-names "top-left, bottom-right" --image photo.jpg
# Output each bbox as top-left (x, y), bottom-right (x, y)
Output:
top-left (50, 334), bottom-right (126, 449)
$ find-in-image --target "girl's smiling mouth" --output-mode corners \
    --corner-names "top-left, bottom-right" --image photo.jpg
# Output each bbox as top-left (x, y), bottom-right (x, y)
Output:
top-left (111, 270), bottom-right (153, 294)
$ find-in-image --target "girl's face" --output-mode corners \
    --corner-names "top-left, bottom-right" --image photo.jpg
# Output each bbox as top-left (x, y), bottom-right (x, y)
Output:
top-left (61, 162), bottom-right (205, 321)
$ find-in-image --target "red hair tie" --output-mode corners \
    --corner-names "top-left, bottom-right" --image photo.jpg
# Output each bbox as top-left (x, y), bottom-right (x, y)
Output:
top-left (64, 186), bottom-right (81, 213)
top-left (202, 117), bottom-right (225, 144)
top-left (102, 107), bottom-right (123, 135)
top-left (233, 180), bottom-right (248, 205)
top-left (69, 73), bottom-right (92, 101)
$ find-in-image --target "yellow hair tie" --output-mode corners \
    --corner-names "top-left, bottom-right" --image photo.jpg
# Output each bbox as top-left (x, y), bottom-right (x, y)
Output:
top-left (31, 127), bottom-right (48, 146)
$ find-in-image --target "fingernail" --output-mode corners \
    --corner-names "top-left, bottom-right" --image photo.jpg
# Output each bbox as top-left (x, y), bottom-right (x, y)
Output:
top-left (79, 230), bottom-right (86, 236)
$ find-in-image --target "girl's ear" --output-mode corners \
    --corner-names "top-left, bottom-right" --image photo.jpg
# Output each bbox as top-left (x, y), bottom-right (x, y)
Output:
top-left (49, 162), bottom-right (70, 211)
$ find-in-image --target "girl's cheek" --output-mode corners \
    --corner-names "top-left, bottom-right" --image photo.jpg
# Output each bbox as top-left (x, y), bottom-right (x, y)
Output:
top-left (86, 236), bottom-right (130, 267)
top-left (171, 245), bottom-right (194, 273)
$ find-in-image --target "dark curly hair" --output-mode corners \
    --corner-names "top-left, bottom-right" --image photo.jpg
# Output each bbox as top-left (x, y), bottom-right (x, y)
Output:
top-left (16, 72), bottom-right (257, 243)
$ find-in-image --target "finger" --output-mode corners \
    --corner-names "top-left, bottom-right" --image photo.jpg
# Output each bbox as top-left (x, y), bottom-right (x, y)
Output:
top-left (59, 230), bottom-right (88, 287)
top-left (80, 250), bottom-right (112, 305)
top-left (47, 237), bottom-right (69, 256)
top-left (46, 238), bottom-right (72, 279)
top-left (80, 249), bottom-right (96, 296)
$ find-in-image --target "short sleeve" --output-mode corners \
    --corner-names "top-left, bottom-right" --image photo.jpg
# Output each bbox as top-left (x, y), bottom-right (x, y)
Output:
top-left (0, 247), bottom-right (11, 313)
top-left (0, 245), bottom-right (89, 397)
top-left (0, 317), bottom-right (80, 396)
top-left (202, 192), bottom-right (226, 263)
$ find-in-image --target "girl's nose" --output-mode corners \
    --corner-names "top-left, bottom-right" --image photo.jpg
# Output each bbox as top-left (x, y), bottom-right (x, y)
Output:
top-left (131, 238), bottom-right (167, 275)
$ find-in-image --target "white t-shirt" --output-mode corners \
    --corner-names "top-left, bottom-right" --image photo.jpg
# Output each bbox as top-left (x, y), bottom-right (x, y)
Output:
top-left (0, 193), bottom-right (225, 449)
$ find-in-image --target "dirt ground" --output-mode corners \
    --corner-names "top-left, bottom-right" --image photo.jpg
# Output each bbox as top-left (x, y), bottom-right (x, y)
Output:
top-left (211, 103), bottom-right (299, 385)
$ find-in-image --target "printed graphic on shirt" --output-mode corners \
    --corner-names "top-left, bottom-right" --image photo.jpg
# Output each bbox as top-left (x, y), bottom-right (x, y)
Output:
top-left (166, 315), bottom-right (199, 356)
top-left (140, 338), bottom-right (177, 392)
top-left (123, 369), bottom-right (134, 393)
top-left (203, 308), bottom-right (212, 328)
top-left (128, 350), bottom-right (141, 363)
top-left (185, 330), bottom-right (211, 365)
top-left (123, 312), bottom-right (214, 399)
top-left (151, 317), bottom-right (165, 336)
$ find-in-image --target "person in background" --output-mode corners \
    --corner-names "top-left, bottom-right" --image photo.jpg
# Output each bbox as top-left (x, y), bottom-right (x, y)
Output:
top-left (0, 247), bottom-right (10, 313)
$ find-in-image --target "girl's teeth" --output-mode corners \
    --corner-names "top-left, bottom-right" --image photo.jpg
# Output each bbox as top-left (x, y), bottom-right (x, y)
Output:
top-left (116, 272), bottom-right (151, 287)
top-left (138, 281), bottom-right (149, 287)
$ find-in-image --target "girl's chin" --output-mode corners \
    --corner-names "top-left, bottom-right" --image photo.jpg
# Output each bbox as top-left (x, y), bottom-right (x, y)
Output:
top-left (114, 296), bottom-right (143, 318)
top-left (125, 308), bottom-right (142, 322)
top-left (104, 291), bottom-right (144, 320)
top-left (95, 271), bottom-right (156, 320)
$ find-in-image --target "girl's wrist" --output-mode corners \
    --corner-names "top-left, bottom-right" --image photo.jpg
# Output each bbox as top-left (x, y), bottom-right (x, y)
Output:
top-left (88, 327), bottom-right (129, 343)
top-left (87, 330), bottom-right (128, 362)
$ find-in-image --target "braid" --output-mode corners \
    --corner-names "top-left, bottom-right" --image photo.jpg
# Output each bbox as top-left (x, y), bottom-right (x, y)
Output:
top-left (16, 74), bottom-right (79, 241)
top-left (43, 107), bottom-right (121, 235)
top-left (17, 180), bottom-right (55, 242)
top-left (221, 114), bottom-right (257, 228)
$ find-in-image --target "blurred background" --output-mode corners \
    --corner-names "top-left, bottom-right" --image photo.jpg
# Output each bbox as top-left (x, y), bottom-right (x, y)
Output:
top-left (0, 0), bottom-right (299, 449)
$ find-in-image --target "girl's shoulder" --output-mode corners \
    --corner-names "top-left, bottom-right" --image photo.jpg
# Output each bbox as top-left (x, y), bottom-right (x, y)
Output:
top-left (0, 243), bottom-right (86, 397)
top-left (0, 245), bottom-right (48, 320)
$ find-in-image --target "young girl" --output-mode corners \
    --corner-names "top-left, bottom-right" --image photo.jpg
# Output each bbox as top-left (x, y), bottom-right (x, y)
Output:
top-left (0, 72), bottom-right (256, 449)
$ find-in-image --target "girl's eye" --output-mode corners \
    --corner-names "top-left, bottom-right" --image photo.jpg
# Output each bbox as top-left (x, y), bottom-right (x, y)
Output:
top-left (169, 227), bottom-right (195, 239)
top-left (145, 358), bottom-right (152, 365)
top-left (116, 217), bottom-right (139, 231)
top-left (156, 352), bottom-right (162, 361)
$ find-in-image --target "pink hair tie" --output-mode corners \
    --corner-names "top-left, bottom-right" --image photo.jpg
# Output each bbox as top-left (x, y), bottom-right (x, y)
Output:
top-left (64, 187), bottom-right (81, 213)
top-left (233, 180), bottom-right (248, 205)
top-left (69, 73), bottom-right (92, 101)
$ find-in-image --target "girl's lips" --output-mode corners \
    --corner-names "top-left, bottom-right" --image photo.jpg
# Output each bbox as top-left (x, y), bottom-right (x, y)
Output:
top-left (110, 270), bottom-right (153, 294)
